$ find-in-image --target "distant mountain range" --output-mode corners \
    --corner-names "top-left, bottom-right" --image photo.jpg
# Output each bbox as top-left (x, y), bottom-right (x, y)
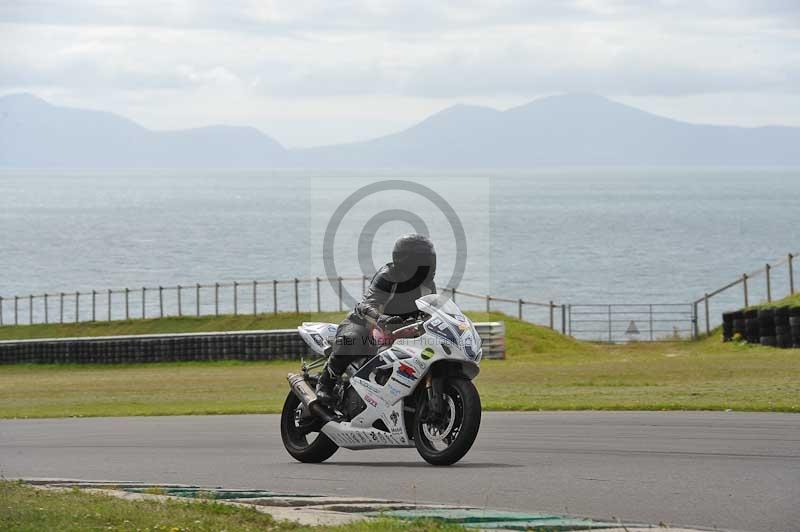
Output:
top-left (2, 92), bottom-right (799, 168)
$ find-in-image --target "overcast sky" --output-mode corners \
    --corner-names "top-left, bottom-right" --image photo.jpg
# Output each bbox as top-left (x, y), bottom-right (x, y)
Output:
top-left (2, 1), bottom-right (799, 147)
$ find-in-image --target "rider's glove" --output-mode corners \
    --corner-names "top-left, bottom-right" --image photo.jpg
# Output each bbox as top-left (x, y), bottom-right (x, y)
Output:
top-left (376, 314), bottom-right (404, 330)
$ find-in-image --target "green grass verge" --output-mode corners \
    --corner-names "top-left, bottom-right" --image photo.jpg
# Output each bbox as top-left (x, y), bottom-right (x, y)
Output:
top-left (0, 480), bottom-right (458, 531)
top-left (0, 312), bottom-right (349, 341)
top-left (1, 311), bottom-right (798, 417)
top-left (756, 292), bottom-right (800, 308)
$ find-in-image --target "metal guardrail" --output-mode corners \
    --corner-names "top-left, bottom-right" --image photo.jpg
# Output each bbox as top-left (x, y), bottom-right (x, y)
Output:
top-left (476, 321), bottom-right (504, 359)
top-left (0, 322), bottom-right (505, 364)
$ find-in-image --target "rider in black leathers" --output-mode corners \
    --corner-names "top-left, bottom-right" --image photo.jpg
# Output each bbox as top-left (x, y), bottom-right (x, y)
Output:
top-left (316, 234), bottom-right (437, 404)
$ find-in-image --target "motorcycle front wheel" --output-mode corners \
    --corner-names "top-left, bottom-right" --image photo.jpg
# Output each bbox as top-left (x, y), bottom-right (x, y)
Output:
top-left (413, 378), bottom-right (481, 466)
top-left (280, 391), bottom-right (339, 463)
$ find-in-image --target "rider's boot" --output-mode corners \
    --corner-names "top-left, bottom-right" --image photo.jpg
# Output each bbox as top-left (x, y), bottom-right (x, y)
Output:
top-left (315, 366), bottom-right (338, 406)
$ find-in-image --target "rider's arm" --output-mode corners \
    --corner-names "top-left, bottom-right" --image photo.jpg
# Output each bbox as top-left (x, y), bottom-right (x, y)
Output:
top-left (355, 266), bottom-right (394, 326)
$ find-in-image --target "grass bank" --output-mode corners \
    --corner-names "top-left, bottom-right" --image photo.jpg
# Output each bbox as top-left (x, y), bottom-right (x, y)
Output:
top-left (758, 292), bottom-right (800, 308)
top-left (0, 312), bottom-right (348, 341)
top-left (1, 311), bottom-right (798, 417)
top-left (0, 481), bottom-right (456, 532)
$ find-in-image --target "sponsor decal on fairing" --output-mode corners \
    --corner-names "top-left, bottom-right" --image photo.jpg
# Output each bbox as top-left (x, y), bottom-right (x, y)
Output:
top-left (396, 362), bottom-right (417, 381)
top-left (364, 394), bottom-right (378, 408)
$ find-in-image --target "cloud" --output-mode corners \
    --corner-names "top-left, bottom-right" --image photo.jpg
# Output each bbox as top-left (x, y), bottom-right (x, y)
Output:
top-left (3, 1), bottom-right (796, 97)
top-left (402, 36), bottom-right (798, 98)
top-left (3, 1), bottom-right (799, 30)
top-left (0, 1), bottom-right (595, 32)
top-left (1, 0), bottom-right (798, 144)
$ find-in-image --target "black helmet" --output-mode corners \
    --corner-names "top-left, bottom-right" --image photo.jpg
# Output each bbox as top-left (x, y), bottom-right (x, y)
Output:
top-left (392, 234), bottom-right (436, 280)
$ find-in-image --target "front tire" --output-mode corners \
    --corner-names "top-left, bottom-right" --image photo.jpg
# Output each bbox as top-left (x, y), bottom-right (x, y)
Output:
top-left (413, 378), bottom-right (481, 466)
top-left (280, 391), bottom-right (338, 463)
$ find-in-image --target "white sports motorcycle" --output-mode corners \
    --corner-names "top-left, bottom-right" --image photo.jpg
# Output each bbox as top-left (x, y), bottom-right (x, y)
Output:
top-left (281, 294), bottom-right (482, 466)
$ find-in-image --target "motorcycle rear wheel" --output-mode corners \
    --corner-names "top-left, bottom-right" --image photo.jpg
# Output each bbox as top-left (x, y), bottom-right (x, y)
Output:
top-left (413, 378), bottom-right (481, 466)
top-left (280, 391), bottom-right (339, 463)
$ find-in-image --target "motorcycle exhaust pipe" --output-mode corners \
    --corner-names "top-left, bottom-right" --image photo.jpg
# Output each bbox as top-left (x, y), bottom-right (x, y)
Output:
top-left (287, 373), bottom-right (335, 423)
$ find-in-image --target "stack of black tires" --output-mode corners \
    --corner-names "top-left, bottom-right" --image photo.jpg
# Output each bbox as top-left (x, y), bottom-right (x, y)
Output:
top-left (722, 306), bottom-right (800, 348)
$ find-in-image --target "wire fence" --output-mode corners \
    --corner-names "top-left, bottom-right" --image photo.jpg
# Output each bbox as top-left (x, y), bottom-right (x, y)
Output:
top-left (1, 250), bottom-right (795, 343)
top-left (693, 252), bottom-right (797, 337)
top-left (0, 276), bottom-right (564, 332)
top-left (567, 304), bottom-right (695, 343)
top-left (0, 276), bottom-right (358, 327)
top-left (441, 287), bottom-right (563, 331)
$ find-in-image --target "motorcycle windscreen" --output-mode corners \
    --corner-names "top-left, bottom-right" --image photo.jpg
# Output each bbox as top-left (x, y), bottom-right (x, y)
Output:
top-left (415, 294), bottom-right (481, 360)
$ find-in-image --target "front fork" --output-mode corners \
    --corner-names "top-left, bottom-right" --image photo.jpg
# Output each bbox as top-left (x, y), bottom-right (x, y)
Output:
top-left (424, 373), bottom-right (446, 422)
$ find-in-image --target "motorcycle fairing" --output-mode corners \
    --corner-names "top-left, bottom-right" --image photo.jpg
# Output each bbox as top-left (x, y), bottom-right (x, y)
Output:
top-left (321, 351), bottom-right (417, 449)
top-left (416, 295), bottom-right (482, 364)
top-left (310, 295), bottom-right (482, 450)
top-left (297, 322), bottom-right (338, 356)
top-left (320, 333), bottom-right (472, 449)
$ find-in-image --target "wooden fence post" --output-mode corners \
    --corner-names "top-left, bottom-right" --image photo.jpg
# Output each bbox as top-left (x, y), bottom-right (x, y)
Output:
top-left (195, 284), bottom-right (200, 316)
top-left (30, 294), bottom-right (34, 324)
top-left (59, 293), bottom-right (63, 323)
top-left (704, 293), bottom-right (710, 336)
top-left (44, 294), bottom-right (48, 324)
top-left (518, 298), bottom-right (523, 320)
top-left (74, 291), bottom-right (79, 323)
top-left (316, 277), bottom-right (321, 312)
top-left (158, 286), bottom-right (164, 317)
top-left (337, 277), bottom-right (343, 311)
top-left (125, 288), bottom-right (129, 320)
top-left (142, 287), bottom-right (146, 319)
top-left (91, 290), bottom-right (96, 322)
top-left (789, 253), bottom-right (795, 295)
top-left (253, 281), bottom-right (257, 315)
top-left (14, 295), bottom-right (19, 325)
top-left (742, 273), bottom-right (749, 307)
top-left (273, 280), bottom-right (278, 315)
top-left (549, 301), bottom-right (554, 329)
top-left (107, 290), bottom-right (112, 321)
top-left (233, 281), bottom-right (238, 316)
top-left (486, 295), bottom-right (491, 313)
top-left (692, 301), bottom-right (699, 339)
top-left (765, 263), bottom-right (772, 303)
top-left (294, 278), bottom-right (300, 313)
top-left (177, 285), bottom-right (182, 317)
top-left (562, 304), bottom-right (566, 334)
top-left (452, 288), bottom-right (457, 303)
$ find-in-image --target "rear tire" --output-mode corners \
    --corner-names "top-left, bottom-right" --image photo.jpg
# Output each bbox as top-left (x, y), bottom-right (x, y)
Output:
top-left (414, 378), bottom-right (481, 466)
top-left (280, 391), bottom-right (338, 463)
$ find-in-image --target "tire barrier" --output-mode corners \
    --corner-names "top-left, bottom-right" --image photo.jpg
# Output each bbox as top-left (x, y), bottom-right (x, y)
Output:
top-left (0, 322), bottom-right (506, 364)
top-left (791, 310), bottom-right (800, 348)
top-left (0, 329), bottom-right (309, 365)
top-left (723, 305), bottom-right (799, 349)
top-left (758, 308), bottom-right (775, 338)
top-left (732, 318), bottom-right (746, 338)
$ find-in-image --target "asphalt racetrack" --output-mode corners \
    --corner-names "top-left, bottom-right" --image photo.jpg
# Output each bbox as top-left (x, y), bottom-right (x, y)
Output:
top-left (2, 411), bottom-right (797, 532)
